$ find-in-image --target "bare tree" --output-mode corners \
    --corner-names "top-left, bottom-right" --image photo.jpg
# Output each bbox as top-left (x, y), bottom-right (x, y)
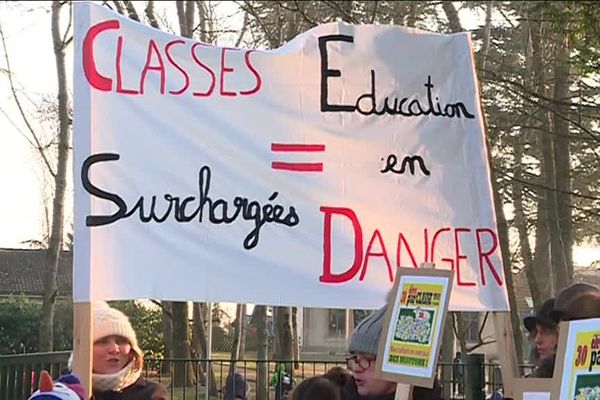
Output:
top-left (550, 25), bottom-right (573, 290)
top-left (441, 0), bottom-right (524, 364)
top-left (191, 302), bottom-right (217, 394)
top-left (38, 0), bottom-right (72, 352)
top-left (171, 302), bottom-right (196, 386)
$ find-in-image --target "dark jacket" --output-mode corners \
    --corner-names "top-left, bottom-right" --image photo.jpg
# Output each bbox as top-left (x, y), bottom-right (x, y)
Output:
top-left (92, 377), bottom-right (168, 400)
top-left (344, 377), bottom-right (443, 400)
top-left (530, 353), bottom-right (556, 378)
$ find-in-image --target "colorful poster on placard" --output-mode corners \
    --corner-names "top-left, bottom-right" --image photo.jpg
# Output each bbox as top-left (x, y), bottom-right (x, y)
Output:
top-left (381, 275), bottom-right (450, 377)
top-left (557, 319), bottom-right (600, 400)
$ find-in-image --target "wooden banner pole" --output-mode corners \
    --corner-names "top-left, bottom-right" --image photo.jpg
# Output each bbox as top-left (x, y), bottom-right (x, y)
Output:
top-left (470, 37), bottom-right (521, 399)
top-left (492, 312), bottom-right (519, 398)
top-left (73, 302), bottom-right (93, 399)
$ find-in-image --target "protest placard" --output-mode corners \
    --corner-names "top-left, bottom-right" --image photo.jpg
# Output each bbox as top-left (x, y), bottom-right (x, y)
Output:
top-left (375, 267), bottom-right (453, 388)
top-left (553, 318), bottom-right (600, 400)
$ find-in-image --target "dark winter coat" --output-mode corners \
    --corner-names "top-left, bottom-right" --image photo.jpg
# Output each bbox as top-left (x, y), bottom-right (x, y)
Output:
top-left (91, 377), bottom-right (168, 400)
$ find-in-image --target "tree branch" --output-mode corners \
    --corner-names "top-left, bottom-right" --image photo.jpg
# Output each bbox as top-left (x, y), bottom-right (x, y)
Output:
top-left (145, 0), bottom-right (160, 29)
top-left (122, 1), bottom-right (140, 22)
top-left (466, 339), bottom-right (496, 353)
top-left (61, 2), bottom-right (73, 47)
top-left (235, 10), bottom-right (249, 47)
top-left (111, 0), bottom-right (125, 15)
top-left (0, 21), bottom-right (56, 177)
top-left (236, 1), bottom-right (279, 48)
top-left (498, 170), bottom-right (600, 201)
top-left (441, 1), bottom-right (463, 33)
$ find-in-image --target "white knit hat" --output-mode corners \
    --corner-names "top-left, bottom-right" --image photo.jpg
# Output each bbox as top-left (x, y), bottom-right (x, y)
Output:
top-left (93, 301), bottom-right (142, 360)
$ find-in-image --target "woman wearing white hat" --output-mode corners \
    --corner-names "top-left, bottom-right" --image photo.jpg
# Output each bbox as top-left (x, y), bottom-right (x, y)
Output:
top-left (91, 302), bottom-right (168, 400)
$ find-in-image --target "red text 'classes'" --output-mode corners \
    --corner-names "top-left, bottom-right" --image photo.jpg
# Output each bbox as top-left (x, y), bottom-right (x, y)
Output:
top-left (83, 20), bottom-right (262, 97)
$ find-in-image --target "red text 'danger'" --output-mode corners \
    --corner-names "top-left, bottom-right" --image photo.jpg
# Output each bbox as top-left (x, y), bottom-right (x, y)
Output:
top-left (319, 206), bottom-right (504, 287)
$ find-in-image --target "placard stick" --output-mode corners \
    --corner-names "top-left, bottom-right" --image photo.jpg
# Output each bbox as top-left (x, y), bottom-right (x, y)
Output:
top-left (73, 302), bottom-right (93, 398)
top-left (492, 312), bottom-right (519, 397)
top-left (512, 378), bottom-right (552, 400)
top-left (394, 383), bottom-right (413, 400)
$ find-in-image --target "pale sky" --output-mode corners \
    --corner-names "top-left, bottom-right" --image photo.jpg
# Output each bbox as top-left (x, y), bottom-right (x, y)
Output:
top-left (0, 1), bottom-right (597, 268)
top-left (0, 2), bottom-right (57, 248)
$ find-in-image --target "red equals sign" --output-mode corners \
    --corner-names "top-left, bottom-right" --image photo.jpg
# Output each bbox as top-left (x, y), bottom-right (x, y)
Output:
top-left (271, 143), bottom-right (325, 172)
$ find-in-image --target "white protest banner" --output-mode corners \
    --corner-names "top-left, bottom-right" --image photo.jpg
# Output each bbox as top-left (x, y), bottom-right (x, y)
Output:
top-left (73, 3), bottom-right (510, 311)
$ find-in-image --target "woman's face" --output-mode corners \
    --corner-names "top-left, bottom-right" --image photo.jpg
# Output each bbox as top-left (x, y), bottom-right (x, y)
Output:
top-left (93, 335), bottom-right (133, 374)
top-left (533, 323), bottom-right (558, 359)
top-left (348, 353), bottom-right (396, 397)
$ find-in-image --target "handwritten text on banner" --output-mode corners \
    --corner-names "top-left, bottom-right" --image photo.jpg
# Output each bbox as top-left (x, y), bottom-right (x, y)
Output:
top-left (74, 3), bottom-right (509, 311)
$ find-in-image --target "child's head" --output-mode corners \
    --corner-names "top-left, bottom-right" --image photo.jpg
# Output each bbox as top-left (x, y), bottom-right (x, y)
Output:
top-left (223, 372), bottom-right (249, 400)
top-left (291, 376), bottom-right (341, 400)
top-left (28, 371), bottom-right (84, 400)
top-left (323, 366), bottom-right (351, 389)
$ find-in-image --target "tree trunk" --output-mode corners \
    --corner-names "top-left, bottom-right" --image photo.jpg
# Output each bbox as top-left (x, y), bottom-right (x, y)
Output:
top-left (274, 306), bottom-right (294, 372)
top-left (441, 315), bottom-right (455, 400)
top-left (172, 301), bottom-right (195, 387)
top-left (254, 305), bottom-right (269, 400)
top-left (239, 304), bottom-right (247, 357)
top-left (227, 304), bottom-right (244, 379)
top-left (477, 1), bottom-right (493, 77)
top-left (512, 158), bottom-right (541, 307)
top-left (192, 302), bottom-right (217, 392)
top-left (452, 312), bottom-right (469, 399)
top-left (291, 307), bottom-right (300, 369)
top-left (161, 302), bottom-right (173, 375)
top-left (513, 19), bottom-right (540, 308)
top-left (441, 1), bottom-right (462, 33)
top-left (551, 27), bottom-right (573, 290)
top-left (176, 1), bottom-right (187, 38)
top-left (39, 0), bottom-right (70, 352)
top-left (144, 0), bottom-right (160, 29)
top-left (176, 1), bottom-right (196, 39)
top-left (530, 14), bottom-right (554, 299)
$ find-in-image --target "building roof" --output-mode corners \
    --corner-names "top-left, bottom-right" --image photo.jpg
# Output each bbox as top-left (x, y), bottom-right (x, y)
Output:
top-left (513, 267), bottom-right (600, 316)
top-left (0, 248), bottom-right (72, 297)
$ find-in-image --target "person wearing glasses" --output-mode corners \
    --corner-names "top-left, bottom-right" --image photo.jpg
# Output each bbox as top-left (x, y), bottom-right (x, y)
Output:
top-left (343, 306), bottom-right (442, 400)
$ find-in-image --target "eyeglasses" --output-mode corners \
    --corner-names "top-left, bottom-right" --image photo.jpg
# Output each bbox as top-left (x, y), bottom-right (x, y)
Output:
top-left (346, 354), bottom-right (375, 371)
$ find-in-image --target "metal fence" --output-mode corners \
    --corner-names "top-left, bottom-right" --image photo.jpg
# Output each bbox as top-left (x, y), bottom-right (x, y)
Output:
top-left (0, 351), bottom-right (70, 400)
top-left (0, 352), bottom-right (536, 400)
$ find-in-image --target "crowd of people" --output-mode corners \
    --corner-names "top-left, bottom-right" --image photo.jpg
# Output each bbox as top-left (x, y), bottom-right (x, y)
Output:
top-left (28, 281), bottom-right (599, 400)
